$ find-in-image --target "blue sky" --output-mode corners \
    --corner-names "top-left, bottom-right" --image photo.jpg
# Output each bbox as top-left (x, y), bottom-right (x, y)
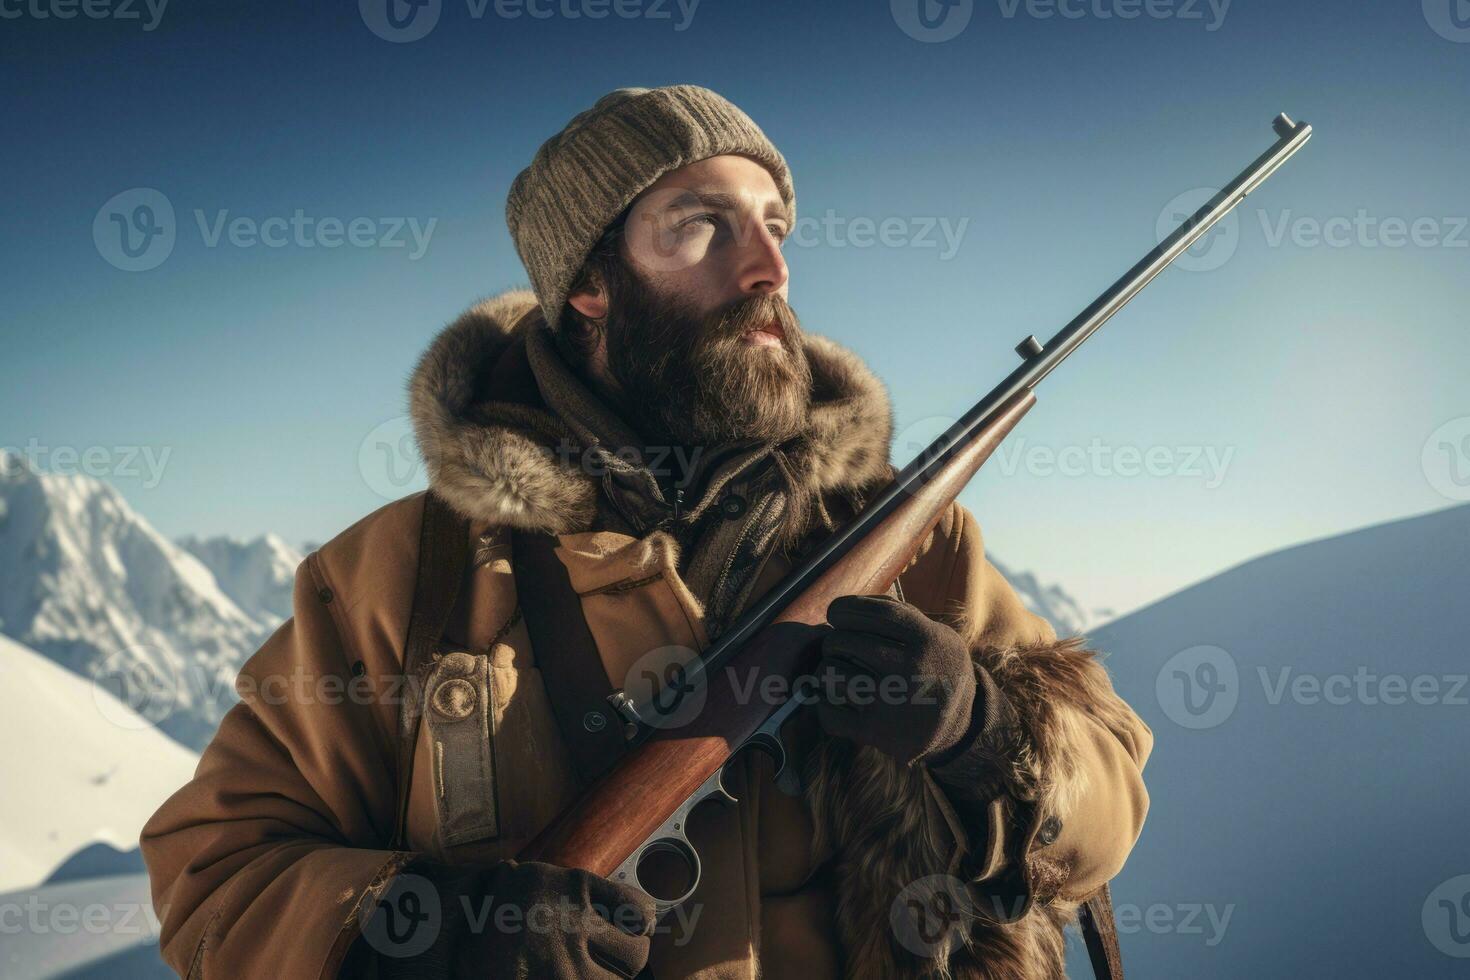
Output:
top-left (4, 0), bottom-right (1467, 615)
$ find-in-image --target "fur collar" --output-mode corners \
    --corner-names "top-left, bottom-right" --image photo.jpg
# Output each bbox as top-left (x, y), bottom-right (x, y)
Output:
top-left (408, 288), bottom-right (895, 535)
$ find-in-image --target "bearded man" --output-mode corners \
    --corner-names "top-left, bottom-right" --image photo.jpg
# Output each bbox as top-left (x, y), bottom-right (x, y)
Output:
top-left (142, 84), bottom-right (1152, 980)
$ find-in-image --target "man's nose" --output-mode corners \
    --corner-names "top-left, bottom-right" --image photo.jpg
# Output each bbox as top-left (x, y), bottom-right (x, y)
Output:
top-left (736, 220), bottom-right (788, 296)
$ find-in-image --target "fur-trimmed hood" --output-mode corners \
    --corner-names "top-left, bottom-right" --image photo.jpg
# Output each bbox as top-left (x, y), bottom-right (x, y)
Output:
top-left (407, 288), bottom-right (896, 539)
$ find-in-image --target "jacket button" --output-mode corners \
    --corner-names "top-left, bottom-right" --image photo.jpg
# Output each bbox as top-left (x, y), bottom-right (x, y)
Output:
top-left (1037, 815), bottom-right (1062, 846)
top-left (317, 587), bottom-right (334, 604)
top-left (720, 493), bottom-right (747, 519)
top-left (583, 710), bottom-right (607, 733)
top-left (431, 678), bottom-right (477, 720)
top-left (351, 660), bottom-right (366, 677)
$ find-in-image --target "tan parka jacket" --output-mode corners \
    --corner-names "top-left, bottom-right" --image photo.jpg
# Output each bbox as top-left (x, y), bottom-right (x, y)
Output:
top-left (140, 290), bottom-right (1152, 979)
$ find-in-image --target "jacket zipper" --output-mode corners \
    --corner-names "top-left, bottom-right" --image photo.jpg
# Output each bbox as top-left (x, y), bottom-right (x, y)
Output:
top-left (709, 490), bottom-right (775, 617)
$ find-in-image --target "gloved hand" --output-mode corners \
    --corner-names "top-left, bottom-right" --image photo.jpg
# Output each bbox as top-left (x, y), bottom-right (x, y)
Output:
top-left (371, 858), bottom-right (657, 979)
top-left (815, 593), bottom-right (978, 767)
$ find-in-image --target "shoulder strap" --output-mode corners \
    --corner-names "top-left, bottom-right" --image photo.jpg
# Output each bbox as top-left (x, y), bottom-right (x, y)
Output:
top-left (1080, 882), bottom-right (1125, 980)
top-left (390, 491), bottom-right (470, 849)
top-left (509, 528), bottom-right (627, 787)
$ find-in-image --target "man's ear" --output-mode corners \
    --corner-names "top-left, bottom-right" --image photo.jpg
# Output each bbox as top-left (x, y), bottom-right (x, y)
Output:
top-left (567, 280), bottom-right (608, 322)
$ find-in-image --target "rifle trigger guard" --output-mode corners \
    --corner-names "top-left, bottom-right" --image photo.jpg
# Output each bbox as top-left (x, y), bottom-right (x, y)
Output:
top-left (610, 764), bottom-right (736, 916)
top-left (747, 703), bottom-right (802, 797)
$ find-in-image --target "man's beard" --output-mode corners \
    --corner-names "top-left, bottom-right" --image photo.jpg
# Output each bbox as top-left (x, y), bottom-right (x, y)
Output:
top-left (599, 270), bottom-right (813, 454)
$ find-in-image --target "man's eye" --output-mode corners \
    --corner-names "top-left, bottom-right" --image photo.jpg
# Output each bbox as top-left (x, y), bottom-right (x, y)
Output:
top-left (684, 213), bottom-right (720, 230)
top-left (767, 223), bottom-right (788, 243)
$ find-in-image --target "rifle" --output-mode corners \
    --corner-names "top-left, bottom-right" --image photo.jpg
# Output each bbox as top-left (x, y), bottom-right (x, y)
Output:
top-left (520, 113), bottom-right (1314, 916)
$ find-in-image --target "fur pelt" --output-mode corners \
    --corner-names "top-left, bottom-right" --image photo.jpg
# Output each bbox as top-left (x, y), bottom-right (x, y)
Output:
top-left (806, 636), bottom-right (1137, 979)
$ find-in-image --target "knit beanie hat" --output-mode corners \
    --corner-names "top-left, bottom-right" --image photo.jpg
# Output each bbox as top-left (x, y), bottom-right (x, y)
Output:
top-left (505, 84), bottom-right (796, 334)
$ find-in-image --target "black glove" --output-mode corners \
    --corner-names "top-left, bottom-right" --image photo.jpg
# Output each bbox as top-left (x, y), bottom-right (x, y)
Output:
top-left (367, 858), bottom-right (657, 979)
top-left (815, 593), bottom-right (978, 767)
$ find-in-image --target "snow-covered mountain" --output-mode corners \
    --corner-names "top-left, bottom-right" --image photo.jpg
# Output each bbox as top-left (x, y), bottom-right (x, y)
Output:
top-left (0, 451), bottom-right (272, 749)
top-left (1073, 503), bottom-right (1470, 979)
top-left (0, 633), bottom-right (199, 893)
top-left (178, 532), bottom-right (301, 626)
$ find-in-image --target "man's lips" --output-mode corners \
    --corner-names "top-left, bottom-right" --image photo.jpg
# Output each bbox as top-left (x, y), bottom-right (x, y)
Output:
top-left (741, 319), bottom-right (785, 347)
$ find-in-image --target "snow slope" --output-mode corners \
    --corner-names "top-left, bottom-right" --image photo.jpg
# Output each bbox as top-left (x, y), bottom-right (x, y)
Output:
top-left (0, 873), bottom-right (170, 979)
top-left (1075, 503), bottom-right (1470, 978)
top-left (0, 634), bottom-right (198, 893)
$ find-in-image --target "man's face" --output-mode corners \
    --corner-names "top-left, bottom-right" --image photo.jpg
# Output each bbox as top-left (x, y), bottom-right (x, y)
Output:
top-left (573, 154), bottom-right (813, 455)
top-left (620, 153), bottom-right (792, 312)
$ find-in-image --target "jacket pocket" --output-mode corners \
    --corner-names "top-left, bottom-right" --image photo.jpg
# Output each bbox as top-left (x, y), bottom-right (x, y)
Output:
top-left (424, 650), bottom-right (500, 846)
